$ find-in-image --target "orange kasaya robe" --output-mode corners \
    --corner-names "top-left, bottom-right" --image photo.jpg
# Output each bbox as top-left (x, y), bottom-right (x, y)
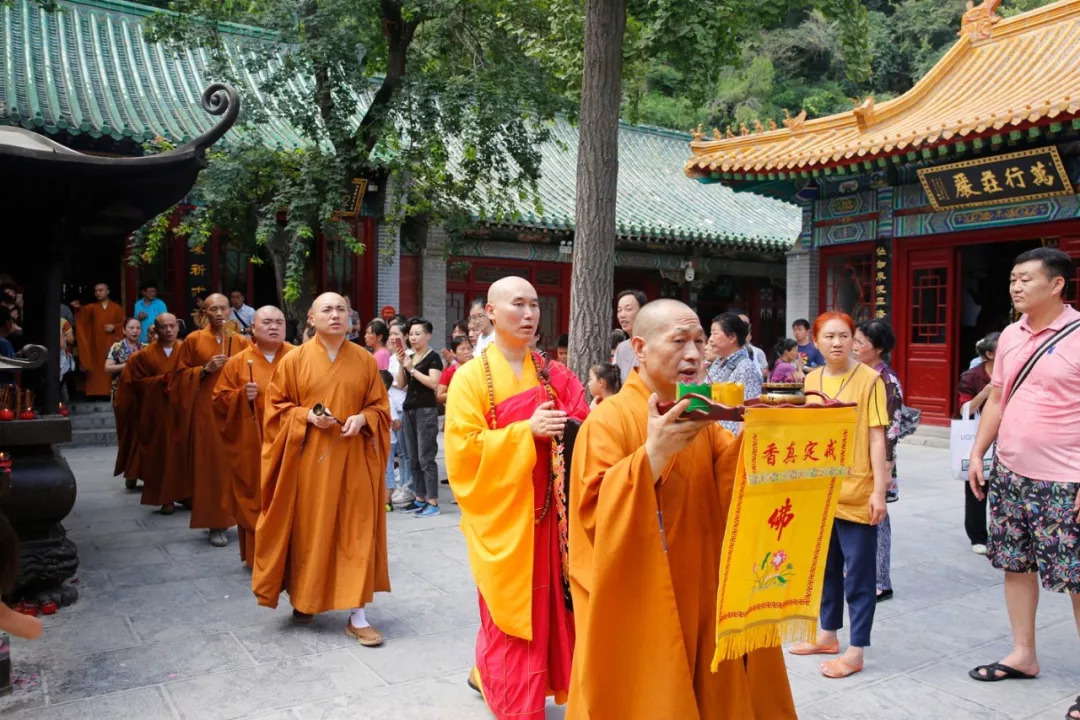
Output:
top-left (444, 344), bottom-right (589, 720)
top-left (113, 360), bottom-right (139, 480)
top-left (567, 371), bottom-right (797, 720)
top-left (252, 337), bottom-right (391, 614)
top-left (124, 341), bottom-right (191, 506)
top-left (75, 301), bottom-right (125, 396)
top-left (212, 341), bottom-right (295, 567)
top-left (170, 327), bottom-right (249, 529)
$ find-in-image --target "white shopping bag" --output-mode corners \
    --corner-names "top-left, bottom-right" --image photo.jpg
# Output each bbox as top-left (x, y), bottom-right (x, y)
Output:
top-left (951, 402), bottom-right (993, 480)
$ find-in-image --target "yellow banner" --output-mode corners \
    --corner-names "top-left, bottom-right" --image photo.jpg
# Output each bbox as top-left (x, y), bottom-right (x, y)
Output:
top-left (711, 404), bottom-right (857, 668)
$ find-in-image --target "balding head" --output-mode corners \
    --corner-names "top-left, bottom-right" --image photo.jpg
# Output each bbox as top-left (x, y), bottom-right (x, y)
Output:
top-left (631, 300), bottom-right (705, 401)
top-left (204, 293), bottom-right (229, 331)
top-left (486, 276), bottom-right (539, 350)
top-left (311, 293), bottom-right (348, 338)
top-left (154, 312), bottom-right (179, 346)
top-left (252, 305), bottom-right (286, 351)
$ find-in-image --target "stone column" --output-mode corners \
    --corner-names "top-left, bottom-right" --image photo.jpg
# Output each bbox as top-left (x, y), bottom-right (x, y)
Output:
top-left (785, 249), bottom-right (820, 325)
top-left (420, 226), bottom-right (448, 347)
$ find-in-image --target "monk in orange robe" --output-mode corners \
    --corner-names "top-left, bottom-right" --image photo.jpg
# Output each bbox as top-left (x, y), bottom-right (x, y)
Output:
top-left (213, 306), bottom-right (294, 567)
top-left (72, 283), bottom-right (125, 397)
top-left (125, 314), bottom-right (190, 514)
top-left (170, 293), bottom-right (248, 547)
top-left (568, 299), bottom-right (796, 720)
top-left (253, 292), bottom-right (391, 646)
top-left (445, 276), bottom-right (589, 720)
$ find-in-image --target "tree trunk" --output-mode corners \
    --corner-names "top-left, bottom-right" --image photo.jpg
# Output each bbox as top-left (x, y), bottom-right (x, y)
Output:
top-left (568, 0), bottom-right (627, 381)
top-left (266, 226), bottom-right (309, 341)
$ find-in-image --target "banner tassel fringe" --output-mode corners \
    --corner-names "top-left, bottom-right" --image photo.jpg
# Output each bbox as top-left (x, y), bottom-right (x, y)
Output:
top-left (710, 618), bottom-right (819, 672)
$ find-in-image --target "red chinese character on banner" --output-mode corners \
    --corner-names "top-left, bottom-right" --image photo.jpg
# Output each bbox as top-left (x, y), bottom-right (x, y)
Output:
top-left (763, 442), bottom-right (779, 466)
top-left (824, 439), bottom-right (837, 460)
top-left (768, 498), bottom-right (795, 541)
top-left (803, 440), bottom-right (819, 462)
top-left (783, 442), bottom-right (797, 464)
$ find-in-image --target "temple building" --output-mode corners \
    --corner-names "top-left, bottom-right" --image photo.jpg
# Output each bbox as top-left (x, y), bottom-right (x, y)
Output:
top-left (686, 0), bottom-right (1080, 424)
top-left (1, 0), bottom-right (799, 353)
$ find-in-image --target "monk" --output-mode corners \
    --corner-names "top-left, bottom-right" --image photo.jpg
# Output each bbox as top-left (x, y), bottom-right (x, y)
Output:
top-left (567, 299), bottom-right (796, 720)
top-left (125, 314), bottom-right (190, 514)
top-left (72, 283), bottom-right (125, 397)
top-left (253, 293), bottom-right (391, 646)
top-left (444, 276), bottom-right (589, 720)
top-left (170, 293), bottom-right (249, 547)
top-left (212, 306), bottom-right (294, 567)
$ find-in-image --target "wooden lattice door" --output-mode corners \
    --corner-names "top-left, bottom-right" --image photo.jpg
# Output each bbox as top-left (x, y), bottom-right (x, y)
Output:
top-left (903, 247), bottom-right (956, 424)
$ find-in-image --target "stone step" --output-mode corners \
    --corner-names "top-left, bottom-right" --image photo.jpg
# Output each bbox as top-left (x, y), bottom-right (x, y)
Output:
top-left (68, 401), bottom-right (113, 415)
top-left (66, 428), bottom-right (117, 447)
top-left (69, 412), bottom-right (117, 430)
top-left (900, 423), bottom-right (950, 449)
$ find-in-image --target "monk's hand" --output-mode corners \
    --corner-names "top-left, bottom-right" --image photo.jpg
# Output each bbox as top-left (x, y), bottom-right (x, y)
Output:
top-left (307, 408), bottom-right (336, 429)
top-left (644, 394), bottom-right (711, 482)
top-left (244, 382), bottom-right (258, 402)
top-left (530, 401), bottom-right (567, 438)
top-left (868, 490), bottom-right (888, 526)
top-left (341, 414), bottom-right (367, 437)
top-left (204, 354), bottom-right (228, 374)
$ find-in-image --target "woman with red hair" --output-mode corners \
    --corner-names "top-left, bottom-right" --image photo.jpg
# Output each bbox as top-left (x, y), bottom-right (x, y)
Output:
top-left (788, 311), bottom-right (891, 679)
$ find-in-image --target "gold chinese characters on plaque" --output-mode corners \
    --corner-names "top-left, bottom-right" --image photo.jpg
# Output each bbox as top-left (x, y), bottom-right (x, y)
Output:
top-left (917, 147), bottom-right (1073, 212)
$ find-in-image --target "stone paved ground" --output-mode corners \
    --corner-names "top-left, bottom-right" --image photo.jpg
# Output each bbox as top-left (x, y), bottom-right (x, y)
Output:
top-left (2, 442), bottom-right (1077, 720)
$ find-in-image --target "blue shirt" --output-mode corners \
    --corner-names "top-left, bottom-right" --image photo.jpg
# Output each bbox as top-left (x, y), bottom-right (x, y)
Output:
top-left (0, 336), bottom-right (15, 384)
top-left (133, 298), bottom-right (168, 342)
top-left (797, 341), bottom-right (825, 368)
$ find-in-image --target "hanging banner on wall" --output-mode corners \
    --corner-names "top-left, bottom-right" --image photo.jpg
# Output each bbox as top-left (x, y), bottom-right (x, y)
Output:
top-left (873, 240), bottom-right (890, 320)
top-left (917, 147), bottom-right (1073, 211)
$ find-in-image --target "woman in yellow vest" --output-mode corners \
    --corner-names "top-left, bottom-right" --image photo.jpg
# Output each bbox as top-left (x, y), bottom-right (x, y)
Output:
top-left (788, 311), bottom-right (890, 678)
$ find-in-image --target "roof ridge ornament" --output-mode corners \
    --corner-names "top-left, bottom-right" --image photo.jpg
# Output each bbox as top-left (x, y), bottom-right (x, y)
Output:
top-left (960, 0), bottom-right (1003, 41)
top-left (853, 97), bottom-right (876, 131)
top-left (186, 83), bottom-right (240, 162)
top-left (782, 109), bottom-right (807, 132)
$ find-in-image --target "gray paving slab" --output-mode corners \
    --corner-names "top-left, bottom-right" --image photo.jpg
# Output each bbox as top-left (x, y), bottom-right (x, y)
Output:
top-left (1, 442), bottom-right (1076, 719)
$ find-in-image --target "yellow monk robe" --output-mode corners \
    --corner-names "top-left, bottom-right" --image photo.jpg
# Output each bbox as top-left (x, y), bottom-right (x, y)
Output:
top-left (170, 327), bottom-right (249, 529)
top-left (444, 345), bottom-right (588, 719)
top-left (212, 342), bottom-right (294, 567)
top-left (75, 301), bottom-right (124, 396)
top-left (112, 360), bottom-right (140, 480)
top-left (567, 371), bottom-right (796, 720)
top-left (124, 342), bottom-right (191, 506)
top-left (252, 338), bottom-right (391, 614)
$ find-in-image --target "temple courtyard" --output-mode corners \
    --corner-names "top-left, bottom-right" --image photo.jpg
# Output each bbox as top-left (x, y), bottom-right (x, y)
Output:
top-left (1, 442), bottom-right (1076, 720)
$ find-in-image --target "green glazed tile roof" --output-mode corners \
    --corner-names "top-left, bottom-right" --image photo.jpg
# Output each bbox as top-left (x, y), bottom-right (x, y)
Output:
top-left (0, 0), bottom-right (799, 250)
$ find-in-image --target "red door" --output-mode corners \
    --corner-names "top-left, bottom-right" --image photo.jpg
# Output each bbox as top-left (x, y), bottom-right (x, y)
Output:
top-left (1060, 236), bottom-right (1080, 306)
top-left (902, 247), bottom-right (957, 425)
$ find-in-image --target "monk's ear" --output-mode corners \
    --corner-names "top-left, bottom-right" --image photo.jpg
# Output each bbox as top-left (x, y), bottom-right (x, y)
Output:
top-left (630, 335), bottom-right (647, 364)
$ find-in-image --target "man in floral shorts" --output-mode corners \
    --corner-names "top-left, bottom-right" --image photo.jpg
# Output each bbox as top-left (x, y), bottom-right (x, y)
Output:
top-left (965, 248), bottom-right (1080, 720)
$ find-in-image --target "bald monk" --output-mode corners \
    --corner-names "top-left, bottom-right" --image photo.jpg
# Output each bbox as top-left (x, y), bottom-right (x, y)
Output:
top-left (253, 293), bottom-right (391, 645)
top-left (445, 276), bottom-right (589, 720)
top-left (125, 314), bottom-right (190, 514)
top-left (170, 293), bottom-right (249, 546)
top-left (213, 306), bottom-right (294, 567)
top-left (72, 283), bottom-right (125, 397)
top-left (567, 299), bottom-right (796, 720)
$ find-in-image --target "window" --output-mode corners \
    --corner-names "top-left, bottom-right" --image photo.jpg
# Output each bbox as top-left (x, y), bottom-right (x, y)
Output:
top-left (910, 267), bottom-right (948, 344)
top-left (324, 237), bottom-right (354, 295)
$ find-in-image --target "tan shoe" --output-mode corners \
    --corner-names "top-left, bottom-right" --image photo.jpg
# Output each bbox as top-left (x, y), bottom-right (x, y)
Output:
top-left (345, 621), bottom-right (383, 647)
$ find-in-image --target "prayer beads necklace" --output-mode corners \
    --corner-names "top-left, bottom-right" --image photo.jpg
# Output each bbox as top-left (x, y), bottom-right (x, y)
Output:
top-left (480, 347), bottom-right (556, 525)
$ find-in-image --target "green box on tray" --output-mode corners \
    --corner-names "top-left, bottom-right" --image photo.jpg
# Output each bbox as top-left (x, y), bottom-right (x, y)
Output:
top-left (677, 383), bottom-right (712, 412)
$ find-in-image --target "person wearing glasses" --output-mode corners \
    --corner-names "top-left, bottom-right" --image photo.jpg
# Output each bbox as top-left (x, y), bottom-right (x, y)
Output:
top-left (469, 297), bottom-right (495, 353)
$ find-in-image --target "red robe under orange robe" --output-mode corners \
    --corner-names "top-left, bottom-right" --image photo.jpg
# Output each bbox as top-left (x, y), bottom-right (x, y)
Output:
top-left (444, 346), bottom-right (589, 720)
top-left (75, 300), bottom-right (124, 397)
top-left (212, 342), bottom-right (294, 567)
top-left (253, 337), bottom-right (391, 614)
top-left (567, 371), bottom-right (797, 719)
top-left (170, 327), bottom-right (249, 529)
top-left (124, 341), bottom-right (190, 507)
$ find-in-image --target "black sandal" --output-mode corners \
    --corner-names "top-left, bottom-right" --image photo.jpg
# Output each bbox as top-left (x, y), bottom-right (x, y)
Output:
top-left (1066, 695), bottom-right (1080, 720)
top-left (968, 662), bottom-right (1037, 682)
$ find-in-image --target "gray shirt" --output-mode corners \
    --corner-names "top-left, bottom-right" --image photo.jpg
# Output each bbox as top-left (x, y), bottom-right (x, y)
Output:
top-left (614, 338), bottom-right (638, 382)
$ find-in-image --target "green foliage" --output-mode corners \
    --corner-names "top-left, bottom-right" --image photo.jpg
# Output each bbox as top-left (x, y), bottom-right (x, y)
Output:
top-left (132, 0), bottom-right (573, 318)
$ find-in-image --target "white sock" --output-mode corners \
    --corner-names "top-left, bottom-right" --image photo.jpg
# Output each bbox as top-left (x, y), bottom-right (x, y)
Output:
top-left (350, 607), bottom-right (370, 628)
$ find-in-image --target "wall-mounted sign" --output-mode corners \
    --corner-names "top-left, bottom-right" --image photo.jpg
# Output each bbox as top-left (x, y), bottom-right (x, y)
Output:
top-left (917, 147), bottom-right (1073, 211)
top-left (333, 178), bottom-right (369, 220)
top-left (873, 241), bottom-right (890, 320)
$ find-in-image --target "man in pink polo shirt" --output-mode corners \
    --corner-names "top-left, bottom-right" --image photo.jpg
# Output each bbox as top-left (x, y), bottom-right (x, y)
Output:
top-left (965, 248), bottom-right (1080, 712)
